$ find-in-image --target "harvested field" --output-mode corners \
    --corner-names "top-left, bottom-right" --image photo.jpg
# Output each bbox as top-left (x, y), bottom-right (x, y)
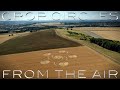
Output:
top-left (73, 27), bottom-right (120, 41)
top-left (0, 30), bottom-right (80, 55)
top-left (0, 46), bottom-right (120, 79)
top-left (91, 31), bottom-right (120, 41)
top-left (0, 32), bottom-right (30, 44)
top-left (73, 27), bottom-right (120, 31)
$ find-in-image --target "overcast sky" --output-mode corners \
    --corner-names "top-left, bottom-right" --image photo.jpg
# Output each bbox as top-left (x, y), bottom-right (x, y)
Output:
top-left (0, 11), bottom-right (119, 21)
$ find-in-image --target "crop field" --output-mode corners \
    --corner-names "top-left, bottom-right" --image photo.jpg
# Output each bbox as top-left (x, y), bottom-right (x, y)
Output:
top-left (0, 30), bottom-right (80, 55)
top-left (91, 31), bottom-right (120, 41)
top-left (73, 27), bottom-right (120, 41)
top-left (0, 46), bottom-right (120, 79)
top-left (0, 29), bottom-right (120, 79)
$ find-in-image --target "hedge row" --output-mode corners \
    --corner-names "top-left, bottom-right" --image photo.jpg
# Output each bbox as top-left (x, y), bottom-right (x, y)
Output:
top-left (90, 37), bottom-right (120, 53)
top-left (67, 31), bottom-right (79, 35)
top-left (67, 31), bottom-right (91, 40)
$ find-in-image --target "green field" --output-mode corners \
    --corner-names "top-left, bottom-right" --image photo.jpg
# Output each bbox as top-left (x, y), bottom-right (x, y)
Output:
top-left (0, 29), bottom-right (81, 55)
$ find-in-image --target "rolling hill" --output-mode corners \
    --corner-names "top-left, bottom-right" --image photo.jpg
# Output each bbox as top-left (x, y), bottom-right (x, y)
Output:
top-left (0, 29), bottom-right (81, 55)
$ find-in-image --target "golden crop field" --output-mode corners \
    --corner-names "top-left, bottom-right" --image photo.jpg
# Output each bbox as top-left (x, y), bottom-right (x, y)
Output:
top-left (0, 29), bottom-right (120, 79)
top-left (73, 27), bottom-right (120, 41)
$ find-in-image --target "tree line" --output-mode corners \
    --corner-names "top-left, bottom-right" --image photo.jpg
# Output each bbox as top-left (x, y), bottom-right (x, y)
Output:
top-left (90, 38), bottom-right (120, 53)
top-left (67, 31), bottom-right (120, 53)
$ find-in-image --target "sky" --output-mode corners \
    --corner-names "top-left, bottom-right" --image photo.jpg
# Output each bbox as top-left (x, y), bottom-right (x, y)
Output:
top-left (0, 11), bottom-right (119, 21)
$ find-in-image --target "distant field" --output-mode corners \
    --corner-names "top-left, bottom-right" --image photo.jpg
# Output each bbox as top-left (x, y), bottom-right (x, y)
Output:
top-left (73, 27), bottom-right (120, 31)
top-left (0, 32), bottom-right (30, 44)
top-left (91, 31), bottom-right (120, 41)
top-left (0, 29), bottom-right (80, 55)
top-left (73, 27), bottom-right (120, 41)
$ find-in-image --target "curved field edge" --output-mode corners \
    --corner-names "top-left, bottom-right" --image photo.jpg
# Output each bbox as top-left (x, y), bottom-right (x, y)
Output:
top-left (0, 29), bottom-right (81, 55)
top-left (56, 29), bottom-right (120, 64)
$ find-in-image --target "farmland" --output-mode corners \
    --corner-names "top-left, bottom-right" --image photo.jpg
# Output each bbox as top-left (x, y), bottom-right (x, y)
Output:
top-left (0, 32), bottom-right (30, 44)
top-left (57, 27), bottom-right (120, 64)
top-left (0, 28), bottom-right (120, 79)
top-left (0, 30), bottom-right (80, 55)
top-left (91, 31), bottom-right (120, 41)
top-left (0, 45), bottom-right (120, 79)
top-left (73, 27), bottom-right (120, 41)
